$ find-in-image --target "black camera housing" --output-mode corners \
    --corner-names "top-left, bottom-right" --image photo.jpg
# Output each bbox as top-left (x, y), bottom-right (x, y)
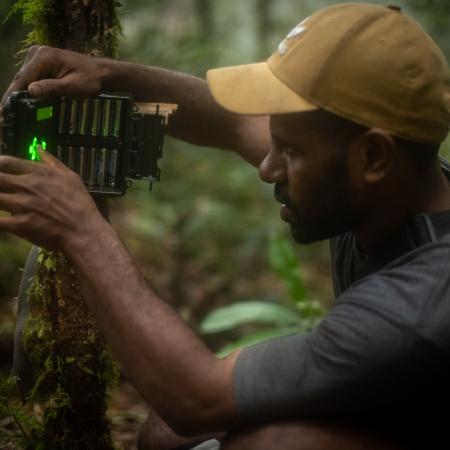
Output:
top-left (0, 91), bottom-right (172, 196)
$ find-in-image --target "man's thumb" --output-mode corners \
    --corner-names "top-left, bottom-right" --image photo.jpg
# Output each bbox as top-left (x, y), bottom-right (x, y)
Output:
top-left (28, 79), bottom-right (67, 98)
top-left (28, 82), bottom-right (43, 97)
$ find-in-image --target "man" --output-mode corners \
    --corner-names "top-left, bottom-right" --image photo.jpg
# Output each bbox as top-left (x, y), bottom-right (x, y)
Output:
top-left (1, 3), bottom-right (450, 449)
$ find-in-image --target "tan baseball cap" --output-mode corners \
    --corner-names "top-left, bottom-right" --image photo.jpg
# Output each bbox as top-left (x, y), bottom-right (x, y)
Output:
top-left (207, 3), bottom-right (450, 144)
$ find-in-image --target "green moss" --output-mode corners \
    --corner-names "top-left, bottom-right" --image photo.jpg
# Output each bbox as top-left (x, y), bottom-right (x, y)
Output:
top-left (8, 0), bottom-right (123, 57)
top-left (7, 0), bottom-right (54, 50)
top-left (0, 374), bottom-right (38, 449)
top-left (17, 250), bottom-right (119, 449)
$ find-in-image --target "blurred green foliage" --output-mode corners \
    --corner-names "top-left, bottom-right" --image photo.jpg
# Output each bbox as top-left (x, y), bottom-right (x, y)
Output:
top-left (200, 233), bottom-right (325, 356)
top-left (0, 374), bottom-right (39, 448)
top-left (1, 0), bottom-right (450, 350)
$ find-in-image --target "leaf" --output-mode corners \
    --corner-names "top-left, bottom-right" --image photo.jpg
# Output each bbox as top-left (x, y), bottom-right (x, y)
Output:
top-left (43, 255), bottom-right (56, 271)
top-left (268, 233), bottom-right (298, 275)
top-left (296, 299), bottom-right (326, 318)
top-left (268, 233), bottom-right (306, 302)
top-left (216, 327), bottom-right (300, 357)
top-left (200, 301), bottom-right (300, 334)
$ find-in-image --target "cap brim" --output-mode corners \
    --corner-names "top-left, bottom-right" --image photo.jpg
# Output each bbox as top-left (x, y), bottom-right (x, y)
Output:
top-left (207, 62), bottom-right (318, 115)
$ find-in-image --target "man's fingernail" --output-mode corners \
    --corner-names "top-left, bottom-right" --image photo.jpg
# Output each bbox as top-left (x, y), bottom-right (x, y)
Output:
top-left (29, 84), bottom-right (42, 97)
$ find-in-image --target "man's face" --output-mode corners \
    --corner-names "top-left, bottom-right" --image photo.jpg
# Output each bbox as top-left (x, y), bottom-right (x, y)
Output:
top-left (259, 110), bottom-right (367, 244)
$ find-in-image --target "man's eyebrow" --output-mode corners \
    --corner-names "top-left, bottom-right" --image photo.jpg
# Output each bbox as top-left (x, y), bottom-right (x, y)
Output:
top-left (270, 129), bottom-right (289, 146)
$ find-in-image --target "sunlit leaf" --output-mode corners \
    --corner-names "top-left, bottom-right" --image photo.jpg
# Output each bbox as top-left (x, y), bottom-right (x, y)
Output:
top-left (200, 301), bottom-right (300, 333)
top-left (268, 233), bottom-right (306, 302)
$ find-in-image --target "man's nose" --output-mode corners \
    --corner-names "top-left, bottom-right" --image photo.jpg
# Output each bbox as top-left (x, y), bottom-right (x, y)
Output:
top-left (258, 147), bottom-right (286, 184)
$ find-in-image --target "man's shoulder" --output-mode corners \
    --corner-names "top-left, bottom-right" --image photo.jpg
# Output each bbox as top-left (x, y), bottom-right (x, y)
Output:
top-left (338, 238), bottom-right (450, 354)
top-left (330, 208), bottom-right (450, 296)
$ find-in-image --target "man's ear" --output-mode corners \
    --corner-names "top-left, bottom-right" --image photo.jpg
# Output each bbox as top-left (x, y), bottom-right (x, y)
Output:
top-left (358, 129), bottom-right (396, 184)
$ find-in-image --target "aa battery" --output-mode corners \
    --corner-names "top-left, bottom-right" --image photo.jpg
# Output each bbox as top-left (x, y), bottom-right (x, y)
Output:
top-left (56, 145), bottom-right (64, 163)
top-left (68, 100), bottom-right (79, 135)
top-left (108, 149), bottom-right (119, 187)
top-left (91, 99), bottom-right (101, 136)
top-left (67, 146), bottom-right (75, 170)
top-left (96, 148), bottom-right (107, 186)
top-left (102, 100), bottom-right (111, 137)
top-left (80, 99), bottom-right (90, 135)
top-left (79, 147), bottom-right (86, 181)
top-left (112, 99), bottom-right (122, 137)
top-left (87, 148), bottom-right (97, 186)
top-left (58, 98), bottom-right (68, 134)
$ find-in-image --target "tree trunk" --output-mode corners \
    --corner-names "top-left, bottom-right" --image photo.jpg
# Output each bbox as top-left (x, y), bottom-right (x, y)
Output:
top-left (40, 0), bottom-right (121, 56)
top-left (256, 0), bottom-right (274, 58)
top-left (13, 0), bottom-right (122, 448)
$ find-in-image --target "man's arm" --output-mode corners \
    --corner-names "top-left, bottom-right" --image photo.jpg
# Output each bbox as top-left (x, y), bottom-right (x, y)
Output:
top-left (64, 214), bottom-right (240, 436)
top-left (1, 46), bottom-right (270, 166)
top-left (0, 152), bottom-right (240, 436)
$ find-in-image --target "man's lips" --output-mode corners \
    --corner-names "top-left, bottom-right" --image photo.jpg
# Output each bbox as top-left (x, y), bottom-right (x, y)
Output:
top-left (274, 191), bottom-right (290, 207)
top-left (274, 184), bottom-right (290, 206)
top-left (280, 204), bottom-right (296, 223)
top-left (274, 191), bottom-right (295, 223)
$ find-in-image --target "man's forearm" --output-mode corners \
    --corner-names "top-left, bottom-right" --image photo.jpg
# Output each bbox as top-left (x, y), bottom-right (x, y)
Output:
top-left (98, 58), bottom-right (270, 165)
top-left (62, 216), bottom-right (238, 435)
top-left (1, 46), bottom-right (270, 166)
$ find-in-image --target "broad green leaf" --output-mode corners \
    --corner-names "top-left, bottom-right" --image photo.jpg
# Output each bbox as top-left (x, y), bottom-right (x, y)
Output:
top-left (216, 327), bottom-right (300, 357)
top-left (268, 233), bottom-right (306, 302)
top-left (200, 301), bottom-right (300, 334)
top-left (268, 233), bottom-right (298, 275)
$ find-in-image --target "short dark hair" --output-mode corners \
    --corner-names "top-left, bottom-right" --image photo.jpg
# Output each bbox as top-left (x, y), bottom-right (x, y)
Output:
top-left (327, 111), bottom-right (441, 170)
top-left (395, 138), bottom-right (440, 169)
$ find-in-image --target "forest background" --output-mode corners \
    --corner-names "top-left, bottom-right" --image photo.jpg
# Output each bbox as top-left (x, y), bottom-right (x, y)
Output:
top-left (0, 0), bottom-right (449, 447)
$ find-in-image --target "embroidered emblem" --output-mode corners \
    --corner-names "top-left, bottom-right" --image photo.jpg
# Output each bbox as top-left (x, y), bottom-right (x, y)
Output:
top-left (278, 19), bottom-right (309, 55)
top-left (278, 40), bottom-right (288, 55)
top-left (286, 25), bottom-right (306, 39)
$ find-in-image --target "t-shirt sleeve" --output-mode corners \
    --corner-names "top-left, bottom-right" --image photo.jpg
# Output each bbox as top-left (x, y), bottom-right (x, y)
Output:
top-left (233, 243), bottom-right (450, 424)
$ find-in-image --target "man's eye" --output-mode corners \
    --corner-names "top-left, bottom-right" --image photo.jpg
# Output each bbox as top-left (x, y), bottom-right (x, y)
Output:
top-left (282, 147), bottom-right (295, 156)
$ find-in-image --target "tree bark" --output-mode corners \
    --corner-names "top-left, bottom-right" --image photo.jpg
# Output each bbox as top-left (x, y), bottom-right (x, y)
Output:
top-left (14, 0), bottom-right (122, 448)
top-left (43, 0), bottom-right (121, 56)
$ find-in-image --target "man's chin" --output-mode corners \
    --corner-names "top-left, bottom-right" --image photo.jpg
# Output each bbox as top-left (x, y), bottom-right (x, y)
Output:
top-left (289, 225), bottom-right (327, 244)
top-left (289, 221), bottom-right (345, 244)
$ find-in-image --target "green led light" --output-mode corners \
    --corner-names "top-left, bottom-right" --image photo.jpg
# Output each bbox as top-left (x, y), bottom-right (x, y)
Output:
top-left (28, 137), bottom-right (47, 161)
top-left (37, 106), bottom-right (53, 121)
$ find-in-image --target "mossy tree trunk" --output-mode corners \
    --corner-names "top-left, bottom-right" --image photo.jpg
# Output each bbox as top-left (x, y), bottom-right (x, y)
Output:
top-left (13, 0), bottom-right (122, 448)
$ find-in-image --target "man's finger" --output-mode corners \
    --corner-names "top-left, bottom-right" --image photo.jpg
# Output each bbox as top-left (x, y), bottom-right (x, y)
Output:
top-left (0, 192), bottom-right (21, 214)
top-left (39, 147), bottom-right (66, 169)
top-left (0, 214), bottom-right (20, 234)
top-left (0, 173), bottom-right (30, 194)
top-left (28, 77), bottom-right (74, 99)
top-left (0, 155), bottom-right (37, 175)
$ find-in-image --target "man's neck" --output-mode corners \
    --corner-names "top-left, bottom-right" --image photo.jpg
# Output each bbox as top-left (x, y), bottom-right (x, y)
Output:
top-left (355, 162), bottom-right (450, 253)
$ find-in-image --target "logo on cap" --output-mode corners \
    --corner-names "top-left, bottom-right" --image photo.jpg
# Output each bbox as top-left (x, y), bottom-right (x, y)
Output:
top-left (278, 19), bottom-right (309, 55)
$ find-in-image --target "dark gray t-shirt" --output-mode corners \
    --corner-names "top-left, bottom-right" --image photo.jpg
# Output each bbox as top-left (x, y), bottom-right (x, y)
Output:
top-left (234, 170), bottom-right (450, 446)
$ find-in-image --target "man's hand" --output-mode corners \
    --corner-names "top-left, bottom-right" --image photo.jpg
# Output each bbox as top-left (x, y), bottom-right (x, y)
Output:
top-left (1, 45), bottom-right (104, 105)
top-left (1, 45), bottom-right (270, 166)
top-left (0, 150), bottom-right (105, 251)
